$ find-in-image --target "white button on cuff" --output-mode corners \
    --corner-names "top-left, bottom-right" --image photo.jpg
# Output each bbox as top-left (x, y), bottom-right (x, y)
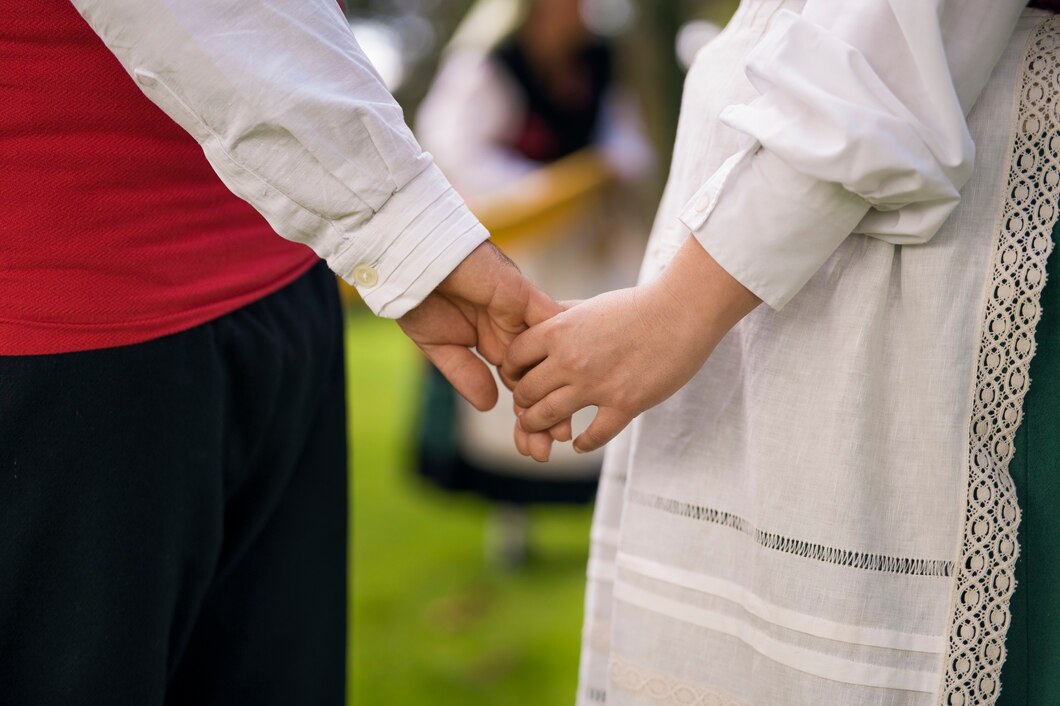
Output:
top-left (352, 263), bottom-right (379, 288)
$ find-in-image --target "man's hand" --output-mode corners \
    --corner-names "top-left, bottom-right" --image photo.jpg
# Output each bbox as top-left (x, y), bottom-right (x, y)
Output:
top-left (397, 241), bottom-right (566, 460)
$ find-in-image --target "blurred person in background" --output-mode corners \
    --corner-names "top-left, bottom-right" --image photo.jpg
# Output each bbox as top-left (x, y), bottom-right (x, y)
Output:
top-left (0, 1), bottom-right (560, 703)
top-left (413, 0), bottom-right (653, 567)
top-left (504, 1), bottom-right (1060, 704)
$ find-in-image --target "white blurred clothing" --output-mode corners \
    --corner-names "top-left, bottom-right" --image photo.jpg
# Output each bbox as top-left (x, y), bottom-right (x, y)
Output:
top-left (417, 49), bottom-right (653, 199)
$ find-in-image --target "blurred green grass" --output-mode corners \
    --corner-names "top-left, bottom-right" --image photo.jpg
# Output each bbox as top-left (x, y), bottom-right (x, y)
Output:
top-left (346, 312), bottom-right (593, 705)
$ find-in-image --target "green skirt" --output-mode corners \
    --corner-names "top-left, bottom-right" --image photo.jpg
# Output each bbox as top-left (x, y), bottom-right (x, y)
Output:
top-left (998, 216), bottom-right (1060, 704)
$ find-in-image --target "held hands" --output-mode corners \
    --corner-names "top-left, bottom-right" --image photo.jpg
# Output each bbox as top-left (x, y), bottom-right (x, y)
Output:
top-left (396, 241), bottom-right (569, 460)
top-left (504, 237), bottom-right (761, 456)
top-left (398, 236), bottom-right (759, 461)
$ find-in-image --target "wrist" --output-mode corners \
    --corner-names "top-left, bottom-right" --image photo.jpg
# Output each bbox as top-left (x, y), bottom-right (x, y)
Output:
top-left (651, 236), bottom-right (761, 349)
top-left (436, 241), bottom-right (521, 301)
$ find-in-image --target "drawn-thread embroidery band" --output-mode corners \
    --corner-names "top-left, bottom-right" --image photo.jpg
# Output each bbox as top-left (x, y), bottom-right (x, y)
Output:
top-left (629, 489), bottom-right (955, 577)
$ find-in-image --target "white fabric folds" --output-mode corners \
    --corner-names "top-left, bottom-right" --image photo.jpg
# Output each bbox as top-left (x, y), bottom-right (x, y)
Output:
top-left (683, 0), bottom-right (1023, 309)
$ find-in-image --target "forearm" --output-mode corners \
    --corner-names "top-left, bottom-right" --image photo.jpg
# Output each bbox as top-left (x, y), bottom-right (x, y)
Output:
top-left (646, 236), bottom-right (761, 360)
top-left (627, 237), bottom-right (763, 379)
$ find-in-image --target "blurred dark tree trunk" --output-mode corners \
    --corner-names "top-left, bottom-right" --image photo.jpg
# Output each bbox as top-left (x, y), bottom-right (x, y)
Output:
top-left (621, 0), bottom-right (738, 196)
top-left (397, 1), bottom-right (476, 111)
top-left (342, 0), bottom-right (477, 117)
top-left (622, 0), bottom-right (684, 185)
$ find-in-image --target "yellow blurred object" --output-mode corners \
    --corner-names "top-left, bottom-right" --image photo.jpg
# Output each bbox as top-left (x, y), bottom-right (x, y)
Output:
top-left (472, 149), bottom-right (615, 249)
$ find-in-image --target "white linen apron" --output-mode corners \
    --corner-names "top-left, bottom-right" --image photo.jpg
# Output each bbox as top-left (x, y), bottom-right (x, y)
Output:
top-left (577, 6), bottom-right (1060, 706)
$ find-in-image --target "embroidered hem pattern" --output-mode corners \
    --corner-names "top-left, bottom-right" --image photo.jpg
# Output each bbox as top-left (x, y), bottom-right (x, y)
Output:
top-left (610, 658), bottom-right (752, 706)
top-left (938, 15), bottom-right (1060, 706)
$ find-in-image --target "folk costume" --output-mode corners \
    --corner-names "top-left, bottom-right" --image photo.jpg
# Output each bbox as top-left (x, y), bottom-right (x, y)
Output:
top-left (577, 4), bottom-right (1060, 705)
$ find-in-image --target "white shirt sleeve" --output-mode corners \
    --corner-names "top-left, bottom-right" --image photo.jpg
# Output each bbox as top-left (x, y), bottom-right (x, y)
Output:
top-left (69, 0), bottom-right (490, 318)
top-left (678, 0), bottom-right (1026, 309)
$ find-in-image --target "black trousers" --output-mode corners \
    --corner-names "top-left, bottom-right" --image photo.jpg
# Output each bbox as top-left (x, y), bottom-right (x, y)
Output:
top-left (0, 262), bottom-right (347, 705)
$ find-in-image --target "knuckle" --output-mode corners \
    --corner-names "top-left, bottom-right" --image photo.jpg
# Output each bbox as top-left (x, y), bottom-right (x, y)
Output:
top-left (558, 349), bottom-right (584, 373)
top-left (610, 388), bottom-right (636, 413)
top-left (504, 342), bottom-right (524, 367)
top-left (584, 428), bottom-right (605, 447)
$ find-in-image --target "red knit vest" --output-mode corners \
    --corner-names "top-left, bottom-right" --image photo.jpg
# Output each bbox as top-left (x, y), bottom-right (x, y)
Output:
top-left (0, 2), bottom-right (319, 355)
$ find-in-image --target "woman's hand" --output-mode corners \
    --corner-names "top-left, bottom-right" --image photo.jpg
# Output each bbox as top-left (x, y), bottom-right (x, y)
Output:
top-left (502, 237), bottom-right (761, 454)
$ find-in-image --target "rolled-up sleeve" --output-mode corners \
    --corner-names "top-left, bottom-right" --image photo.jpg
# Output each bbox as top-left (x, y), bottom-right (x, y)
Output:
top-left (70, 0), bottom-right (489, 318)
top-left (679, 0), bottom-right (1024, 310)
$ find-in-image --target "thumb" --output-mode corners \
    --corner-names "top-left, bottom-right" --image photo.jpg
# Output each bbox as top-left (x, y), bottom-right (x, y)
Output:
top-left (525, 287), bottom-right (565, 327)
top-left (424, 344), bottom-right (499, 412)
top-left (573, 407), bottom-right (632, 454)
